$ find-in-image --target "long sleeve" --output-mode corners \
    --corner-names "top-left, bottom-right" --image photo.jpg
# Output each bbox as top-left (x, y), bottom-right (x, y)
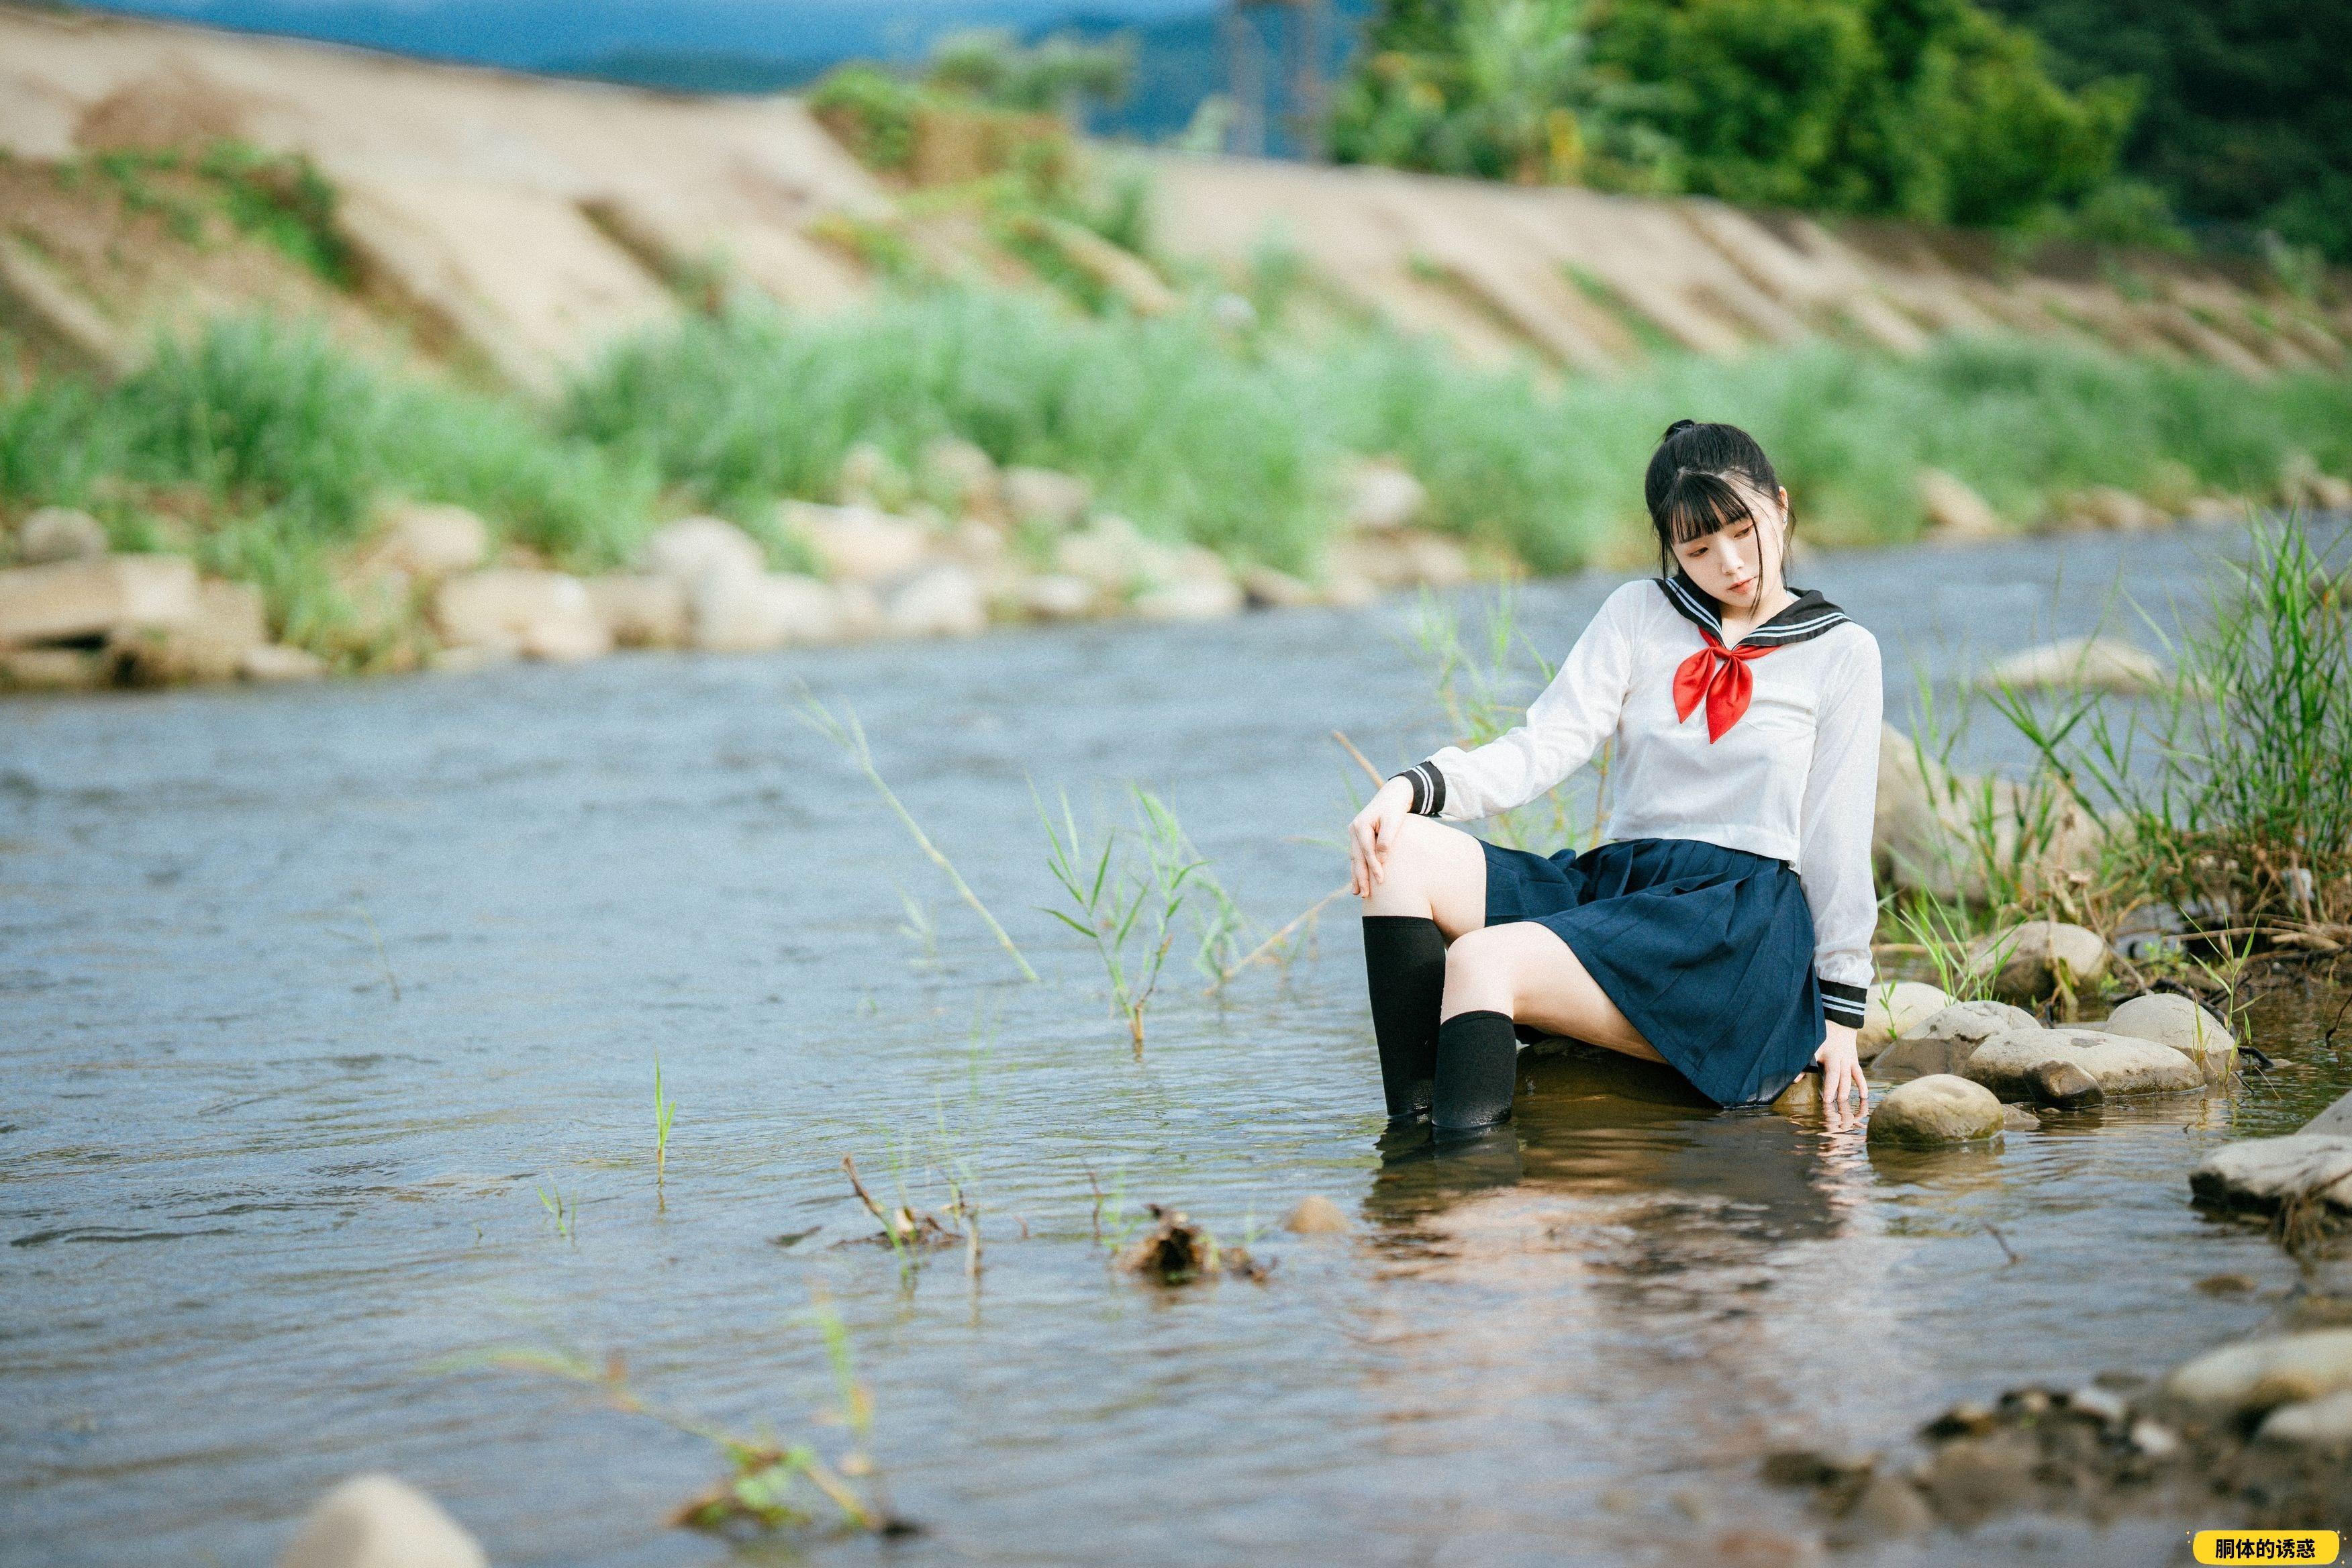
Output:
top-left (1398, 583), bottom-right (1639, 824)
top-left (1796, 630), bottom-right (1883, 1027)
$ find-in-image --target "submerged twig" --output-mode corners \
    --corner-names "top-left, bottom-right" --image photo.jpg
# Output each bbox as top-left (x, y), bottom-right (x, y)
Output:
top-left (800, 692), bottom-right (1037, 983)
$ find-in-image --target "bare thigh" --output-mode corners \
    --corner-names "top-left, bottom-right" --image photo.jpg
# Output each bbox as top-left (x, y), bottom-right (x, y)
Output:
top-left (1440, 922), bottom-right (1663, 1063)
top-left (1359, 815), bottom-right (1489, 939)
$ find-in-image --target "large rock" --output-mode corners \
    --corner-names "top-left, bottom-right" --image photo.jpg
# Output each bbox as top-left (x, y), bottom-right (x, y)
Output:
top-left (2258, 1390), bottom-right (2352, 1449)
top-left (360, 503), bottom-right (489, 582)
top-left (1873, 724), bottom-right (2104, 902)
top-left (1345, 460), bottom-right (1427, 533)
top-left (583, 575), bottom-right (689, 649)
top-left (2307, 1091), bottom-right (2352, 1138)
top-left (789, 502), bottom-right (930, 584)
top-left (2100, 993), bottom-right (2236, 1083)
top-left (1972, 920), bottom-right (2109, 1003)
top-left (1869, 999), bottom-right (2039, 1081)
top-left (640, 516), bottom-right (765, 586)
top-left (881, 564), bottom-right (986, 638)
top-left (1918, 468), bottom-right (2003, 540)
top-left (1979, 636), bottom-right (2164, 696)
top-left (433, 570), bottom-right (612, 663)
top-left (1238, 563), bottom-right (1320, 609)
top-left (240, 644), bottom-right (329, 683)
top-left (110, 578), bottom-right (268, 683)
top-left (15, 505), bottom-right (109, 564)
top-left (0, 554), bottom-right (199, 646)
top-left (1859, 981), bottom-right (1952, 1061)
top-left (2163, 1329), bottom-right (2352, 1416)
top-left (689, 571), bottom-right (840, 652)
top-left (1002, 573), bottom-right (1099, 621)
top-left (1867, 1074), bottom-right (2007, 1148)
top-left (1055, 515), bottom-right (1169, 596)
top-left (2188, 1135), bottom-right (2352, 1224)
top-left (278, 1473), bottom-right (487, 1568)
top-left (1963, 1026), bottom-right (2203, 1104)
top-left (1001, 466), bottom-right (1092, 531)
top-left (918, 436), bottom-right (999, 518)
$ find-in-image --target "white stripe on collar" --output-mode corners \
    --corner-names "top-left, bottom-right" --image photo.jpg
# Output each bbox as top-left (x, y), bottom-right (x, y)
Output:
top-left (1656, 573), bottom-right (1851, 648)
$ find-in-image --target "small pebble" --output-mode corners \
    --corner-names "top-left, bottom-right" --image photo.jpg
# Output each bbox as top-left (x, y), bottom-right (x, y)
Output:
top-left (1282, 1195), bottom-right (1351, 1234)
top-left (2065, 1385), bottom-right (2128, 1425)
top-left (2128, 1418), bottom-right (2180, 1458)
top-left (2194, 1272), bottom-right (2258, 1297)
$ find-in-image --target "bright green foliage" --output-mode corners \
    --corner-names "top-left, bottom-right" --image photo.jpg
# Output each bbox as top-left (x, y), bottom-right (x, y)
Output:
top-left (1333, 0), bottom-right (2136, 227)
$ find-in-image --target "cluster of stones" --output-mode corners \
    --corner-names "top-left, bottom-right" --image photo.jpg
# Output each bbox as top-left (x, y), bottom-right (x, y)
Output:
top-left (0, 507), bottom-right (327, 689)
top-left (1859, 949), bottom-right (2233, 1148)
top-left (1915, 460), bottom-right (2352, 544)
top-left (0, 442), bottom-right (1479, 691)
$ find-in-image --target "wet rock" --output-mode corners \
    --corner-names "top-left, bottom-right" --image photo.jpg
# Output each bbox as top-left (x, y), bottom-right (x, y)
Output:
top-left (2068, 485), bottom-right (2165, 532)
top-left (2258, 1391), bottom-right (2352, 1449)
top-left (2188, 1135), bottom-right (2352, 1226)
top-left (2111, 901), bottom-right (2186, 963)
top-left (2163, 1329), bottom-right (2352, 1415)
top-left (918, 436), bottom-right (999, 519)
top-left (0, 554), bottom-right (199, 646)
top-left (278, 1473), bottom-right (486, 1568)
top-left (1963, 1026), bottom-right (2201, 1104)
top-left (2002, 1104), bottom-right (2041, 1131)
top-left (1869, 999), bottom-right (2038, 1081)
top-left (15, 505), bottom-right (109, 564)
top-left (1858, 980), bottom-right (1951, 1061)
top-left (1118, 1204), bottom-right (1265, 1284)
top-left (584, 575), bottom-right (689, 649)
top-left (1283, 1195), bottom-right (1351, 1234)
top-left (240, 644), bottom-right (328, 683)
top-left (2100, 992), bottom-right (2236, 1083)
top-left (640, 516), bottom-right (765, 587)
top-left (1918, 467), bottom-right (2002, 540)
top-left (1345, 460), bottom-right (1426, 533)
top-left (1980, 635), bottom-right (2165, 696)
top-left (433, 569), bottom-right (611, 663)
top-left (110, 577), bottom-right (268, 683)
top-left (2028, 1059), bottom-right (2104, 1109)
top-left (1915, 1428), bottom-right (2039, 1528)
top-left (1827, 1471), bottom-right (1933, 1546)
top-left (881, 565), bottom-right (986, 638)
top-left (790, 502), bottom-right (930, 585)
top-left (1972, 919), bottom-right (2109, 1003)
top-left (1867, 1074), bottom-right (2006, 1147)
top-left (1237, 562), bottom-right (1320, 609)
top-left (2195, 1273), bottom-right (2259, 1297)
top-left (689, 571), bottom-right (840, 652)
top-left (1, 646), bottom-right (107, 690)
top-left (2303, 1089), bottom-right (2352, 1138)
top-left (360, 503), bottom-right (489, 583)
top-left (1001, 466), bottom-right (1091, 531)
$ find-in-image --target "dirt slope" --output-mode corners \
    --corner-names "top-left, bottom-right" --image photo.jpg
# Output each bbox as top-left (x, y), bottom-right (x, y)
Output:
top-left (1, 2), bottom-right (2344, 391)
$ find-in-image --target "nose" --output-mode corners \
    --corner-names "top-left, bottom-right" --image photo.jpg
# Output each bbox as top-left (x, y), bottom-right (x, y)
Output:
top-left (1720, 536), bottom-right (1749, 576)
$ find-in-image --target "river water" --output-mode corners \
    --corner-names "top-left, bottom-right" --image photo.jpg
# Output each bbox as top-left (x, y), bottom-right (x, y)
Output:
top-left (5, 525), bottom-right (2347, 1567)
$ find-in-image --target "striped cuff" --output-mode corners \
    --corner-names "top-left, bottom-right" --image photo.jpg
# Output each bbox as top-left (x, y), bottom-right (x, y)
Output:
top-left (1820, 980), bottom-right (1868, 1030)
top-left (1391, 760), bottom-right (1447, 818)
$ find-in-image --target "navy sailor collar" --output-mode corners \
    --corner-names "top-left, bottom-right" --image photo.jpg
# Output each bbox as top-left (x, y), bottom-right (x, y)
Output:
top-left (1656, 571), bottom-right (1851, 648)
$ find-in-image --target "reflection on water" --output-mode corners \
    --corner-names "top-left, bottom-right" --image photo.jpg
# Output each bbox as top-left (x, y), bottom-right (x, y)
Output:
top-left (3, 526), bottom-right (2345, 1567)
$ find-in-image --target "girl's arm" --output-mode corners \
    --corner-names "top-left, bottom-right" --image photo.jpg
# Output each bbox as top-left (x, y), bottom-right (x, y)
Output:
top-left (1395, 584), bottom-right (1641, 824)
top-left (1797, 630), bottom-right (1883, 1107)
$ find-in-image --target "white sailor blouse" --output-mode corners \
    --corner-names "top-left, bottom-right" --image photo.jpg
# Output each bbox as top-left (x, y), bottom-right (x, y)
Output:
top-left (1395, 573), bottom-right (1883, 1030)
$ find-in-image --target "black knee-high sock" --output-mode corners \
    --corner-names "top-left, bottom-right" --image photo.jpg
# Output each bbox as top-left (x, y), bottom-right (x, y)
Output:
top-left (1363, 916), bottom-right (1446, 1120)
top-left (1433, 1010), bottom-right (1519, 1132)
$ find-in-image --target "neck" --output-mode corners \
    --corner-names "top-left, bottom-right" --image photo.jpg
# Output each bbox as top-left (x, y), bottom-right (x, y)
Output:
top-left (1713, 581), bottom-right (1795, 637)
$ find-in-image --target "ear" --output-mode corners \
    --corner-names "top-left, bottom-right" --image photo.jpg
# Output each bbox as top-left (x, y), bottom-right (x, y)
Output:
top-left (1776, 485), bottom-right (1791, 519)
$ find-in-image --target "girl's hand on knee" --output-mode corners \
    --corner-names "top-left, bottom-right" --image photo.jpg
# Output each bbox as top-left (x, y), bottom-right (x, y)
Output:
top-left (1815, 1024), bottom-right (1867, 1126)
top-left (1349, 778), bottom-right (1414, 897)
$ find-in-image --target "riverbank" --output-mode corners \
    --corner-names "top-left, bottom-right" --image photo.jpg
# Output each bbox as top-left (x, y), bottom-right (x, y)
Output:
top-left (6, 300), bottom-right (2352, 691)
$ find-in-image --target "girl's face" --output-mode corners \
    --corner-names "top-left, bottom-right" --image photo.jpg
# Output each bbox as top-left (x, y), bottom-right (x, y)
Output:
top-left (1671, 480), bottom-right (1791, 611)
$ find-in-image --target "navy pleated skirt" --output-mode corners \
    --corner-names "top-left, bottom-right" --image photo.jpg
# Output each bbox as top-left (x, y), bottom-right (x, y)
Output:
top-left (1482, 836), bottom-right (1826, 1108)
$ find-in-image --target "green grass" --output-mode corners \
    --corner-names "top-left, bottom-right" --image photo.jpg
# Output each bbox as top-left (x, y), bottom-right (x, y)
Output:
top-left (5, 293), bottom-right (2351, 644)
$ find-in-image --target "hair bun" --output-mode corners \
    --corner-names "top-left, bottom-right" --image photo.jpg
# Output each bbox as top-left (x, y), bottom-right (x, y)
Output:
top-left (1663, 418), bottom-right (1698, 440)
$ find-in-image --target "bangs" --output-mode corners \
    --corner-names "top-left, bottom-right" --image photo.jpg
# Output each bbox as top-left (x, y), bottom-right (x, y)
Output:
top-left (1654, 470), bottom-right (1757, 546)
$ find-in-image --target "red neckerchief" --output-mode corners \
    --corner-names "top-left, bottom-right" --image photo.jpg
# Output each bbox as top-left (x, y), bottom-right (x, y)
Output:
top-left (1673, 626), bottom-right (1776, 742)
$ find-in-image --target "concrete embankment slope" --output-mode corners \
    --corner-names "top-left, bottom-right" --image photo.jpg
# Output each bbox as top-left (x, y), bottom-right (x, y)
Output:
top-left (1, 1), bottom-right (2347, 391)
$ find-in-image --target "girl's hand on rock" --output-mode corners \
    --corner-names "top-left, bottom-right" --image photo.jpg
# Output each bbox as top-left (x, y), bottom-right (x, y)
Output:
top-left (1349, 778), bottom-right (1414, 898)
top-left (1815, 1024), bottom-right (1867, 1130)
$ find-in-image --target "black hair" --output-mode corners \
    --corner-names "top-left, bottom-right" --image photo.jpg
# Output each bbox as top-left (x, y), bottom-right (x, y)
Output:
top-left (1643, 419), bottom-right (1787, 596)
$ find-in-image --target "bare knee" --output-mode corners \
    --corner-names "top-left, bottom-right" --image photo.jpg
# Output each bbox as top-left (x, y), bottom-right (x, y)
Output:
top-left (1440, 925), bottom-right (1526, 1017)
top-left (1361, 817), bottom-right (1485, 934)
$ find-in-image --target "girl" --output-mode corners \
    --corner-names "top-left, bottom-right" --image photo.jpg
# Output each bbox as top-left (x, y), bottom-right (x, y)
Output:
top-left (1349, 420), bottom-right (1879, 1134)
